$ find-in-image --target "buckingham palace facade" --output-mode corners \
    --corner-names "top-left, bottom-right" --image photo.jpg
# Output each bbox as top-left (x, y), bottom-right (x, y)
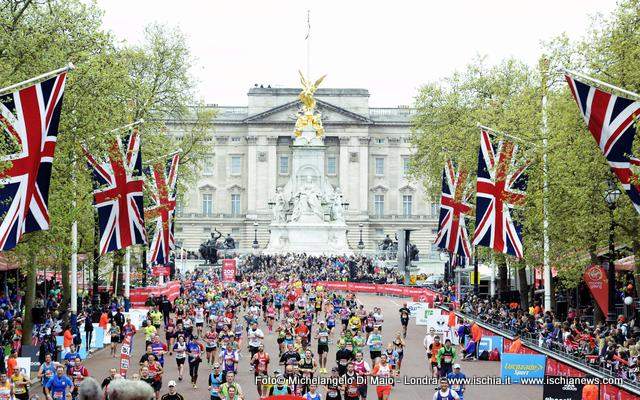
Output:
top-left (169, 86), bottom-right (439, 254)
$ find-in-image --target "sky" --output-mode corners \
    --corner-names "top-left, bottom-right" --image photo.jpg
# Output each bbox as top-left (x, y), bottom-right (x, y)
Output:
top-left (96, 0), bottom-right (618, 107)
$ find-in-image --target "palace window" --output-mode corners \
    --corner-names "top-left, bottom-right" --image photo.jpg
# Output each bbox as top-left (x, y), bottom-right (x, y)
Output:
top-left (374, 194), bottom-right (384, 216)
top-left (403, 195), bottom-right (413, 217)
top-left (202, 193), bottom-right (213, 216)
top-left (402, 156), bottom-right (410, 176)
top-left (230, 156), bottom-right (242, 175)
top-left (327, 156), bottom-right (337, 175)
top-left (231, 194), bottom-right (241, 215)
top-left (279, 156), bottom-right (289, 175)
top-left (375, 157), bottom-right (384, 176)
top-left (203, 156), bottom-right (214, 176)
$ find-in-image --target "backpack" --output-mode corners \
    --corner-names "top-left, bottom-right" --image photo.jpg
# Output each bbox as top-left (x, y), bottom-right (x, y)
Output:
top-left (488, 348), bottom-right (500, 361)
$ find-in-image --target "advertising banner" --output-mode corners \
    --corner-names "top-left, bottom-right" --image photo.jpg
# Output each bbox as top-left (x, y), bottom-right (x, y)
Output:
top-left (426, 314), bottom-right (455, 343)
top-left (500, 353), bottom-right (546, 384)
top-left (222, 259), bottom-right (237, 282)
top-left (416, 307), bottom-right (441, 326)
top-left (119, 333), bottom-right (133, 378)
top-left (478, 336), bottom-right (504, 355)
top-left (583, 265), bottom-right (608, 314)
top-left (152, 266), bottom-right (170, 276)
top-left (542, 376), bottom-right (585, 400)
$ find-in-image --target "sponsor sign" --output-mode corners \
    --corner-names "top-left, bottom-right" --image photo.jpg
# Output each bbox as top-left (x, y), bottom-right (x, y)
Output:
top-left (119, 333), bottom-right (133, 378)
top-left (426, 314), bottom-right (453, 342)
top-left (500, 353), bottom-right (546, 384)
top-left (152, 266), bottom-right (170, 276)
top-left (222, 259), bottom-right (237, 282)
top-left (478, 335), bottom-right (504, 355)
top-left (583, 265), bottom-right (608, 315)
top-left (542, 376), bottom-right (585, 400)
top-left (416, 307), bottom-right (441, 326)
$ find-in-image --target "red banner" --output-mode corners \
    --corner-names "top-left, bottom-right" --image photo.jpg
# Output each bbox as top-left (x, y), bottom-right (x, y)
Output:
top-left (311, 281), bottom-right (435, 306)
top-left (129, 281), bottom-right (180, 306)
top-left (152, 266), bottom-right (170, 276)
top-left (119, 333), bottom-right (133, 377)
top-left (584, 265), bottom-right (609, 314)
top-left (222, 259), bottom-right (237, 282)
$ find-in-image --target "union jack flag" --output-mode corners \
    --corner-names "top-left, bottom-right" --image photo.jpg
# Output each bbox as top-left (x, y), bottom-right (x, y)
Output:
top-left (0, 72), bottom-right (67, 251)
top-left (83, 129), bottom-right (147, 255)
top-left (434, 159), bottom-right (473, 261)
top-left (473, 129), bottom-right (529, 259)
top-left (565, 74), bottom-right (640, 214)
top-left (144, 153), bottom-right (179, 266)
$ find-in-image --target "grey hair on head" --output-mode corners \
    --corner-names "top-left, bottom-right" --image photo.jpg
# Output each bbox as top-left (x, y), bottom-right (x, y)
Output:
top-left (78, 377), bottom-right (102, 400)
top-left (108, 379), bottom-right (154, 400)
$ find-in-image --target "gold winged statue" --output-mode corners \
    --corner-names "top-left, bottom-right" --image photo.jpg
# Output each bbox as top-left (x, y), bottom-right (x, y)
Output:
top-left (294, 71), bottom-right (327, 138)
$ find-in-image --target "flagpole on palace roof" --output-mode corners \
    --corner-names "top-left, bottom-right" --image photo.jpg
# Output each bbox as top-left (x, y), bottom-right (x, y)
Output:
top-left (0, 63), bottom-right (75, 95)
top-left (563, 68), bottom-right (640, 101)
top-left (305, 9), bottom-right (311, 79)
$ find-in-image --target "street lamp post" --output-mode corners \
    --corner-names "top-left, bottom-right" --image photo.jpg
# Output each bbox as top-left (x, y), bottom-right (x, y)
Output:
top-left (358, 223), bottom-right (364, 251)
top-left (604, 177), bottom-right (621, 323)
top-left (253, 221), bottom-right (259, 249)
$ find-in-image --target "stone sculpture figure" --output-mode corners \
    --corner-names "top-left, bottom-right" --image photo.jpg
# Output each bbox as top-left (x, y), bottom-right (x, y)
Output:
top-left (272, 187), bottom-right (288, 223)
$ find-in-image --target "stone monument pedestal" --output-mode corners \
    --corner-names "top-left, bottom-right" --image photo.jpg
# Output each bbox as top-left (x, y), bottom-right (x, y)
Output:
top-left (264, 220), bottom-right (352, 255)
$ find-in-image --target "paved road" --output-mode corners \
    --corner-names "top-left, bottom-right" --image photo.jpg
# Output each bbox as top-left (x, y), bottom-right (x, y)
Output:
top-left (80, 293), bottom-right (542, 400)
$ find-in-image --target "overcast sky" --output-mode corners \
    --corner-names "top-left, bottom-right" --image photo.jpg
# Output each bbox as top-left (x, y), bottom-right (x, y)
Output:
top-left (96, 0), bottom-right (617, 107)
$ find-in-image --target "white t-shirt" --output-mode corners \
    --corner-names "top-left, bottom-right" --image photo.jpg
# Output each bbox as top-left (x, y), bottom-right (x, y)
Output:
top-left (248, 328), bottom-right (264, 347)
top-left (433, 389), bottom-right (460, 400)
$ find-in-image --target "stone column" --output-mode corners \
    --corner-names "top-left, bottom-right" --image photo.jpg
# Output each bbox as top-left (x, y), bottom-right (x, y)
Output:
top-left (339, 136), bottom-right (351, 209)
top-left (246, 135), bottom-right (258, 214)
top-left (267, 136), bottom-right (278, 200)
top-left (358, 136), bottom-right (370, 214)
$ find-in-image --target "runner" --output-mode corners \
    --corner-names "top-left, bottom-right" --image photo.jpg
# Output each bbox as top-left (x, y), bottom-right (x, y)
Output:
top-left (207, 363), bottom-right (224, 400)
top-left (398, 304), bottom-right (410, 338)
top-left (187, 335), bottom-right (205, 388)
top-left (172, 335), bottom-right (187, 381)
top-left (316, 321), bottom-right (330, 373)
top-left (436, 339), bottom-right (456, 378)
top-left (250, 344), bottom-right (270, 398)
top-left (446, 364), bottom-right (466, 400)
top-left (432, 377), bottom-right (460, 400)
top-left (44, 366), bottom-right (73, 400)
top-left (371, 354), bottom-right (394, 400)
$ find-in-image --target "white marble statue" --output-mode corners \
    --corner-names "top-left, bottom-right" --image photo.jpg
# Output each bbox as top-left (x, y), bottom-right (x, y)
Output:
top-left (272, 187), bottom-right (288, 223)
top-left (330, 188), bottom-right (345, 223)
top-left (290, 178), bottom-right (324, 222)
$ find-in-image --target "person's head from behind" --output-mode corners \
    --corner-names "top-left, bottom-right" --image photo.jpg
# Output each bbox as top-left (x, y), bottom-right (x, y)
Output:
top-left (108, 378), bottom-right (154, 400)
top-left (78, 377), bottom-right (101, 400)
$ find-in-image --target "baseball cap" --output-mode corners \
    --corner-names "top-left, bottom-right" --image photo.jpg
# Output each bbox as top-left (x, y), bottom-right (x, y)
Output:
top-left (213, 363), bottom-right (220, 368)
top-left (168, 380), bottom-right (177, 387)
top-left (453, 364), bottom-right (461, 369)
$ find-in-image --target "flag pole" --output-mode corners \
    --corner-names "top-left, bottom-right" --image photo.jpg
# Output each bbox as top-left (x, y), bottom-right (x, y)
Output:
top-left (563, 68), bottom-right (640, 101)
top-left (124, 246), bottom-right (131, 311)
top-left (306, 9), bottom-right (311, 79)
top-left (541, 58), bottom-right (553, 313)
top-left (143, 148), bottom-right (182, 166)
top-left (477, 123), bottom-right (535, 146)
top-left (0, 63), bottom-right (75, 95)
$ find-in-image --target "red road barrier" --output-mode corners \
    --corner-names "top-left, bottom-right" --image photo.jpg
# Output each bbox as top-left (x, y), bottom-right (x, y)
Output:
top-left (129, 281), bottom-right (180, 306)
top-left (313, 281), bottom-right (436, 306)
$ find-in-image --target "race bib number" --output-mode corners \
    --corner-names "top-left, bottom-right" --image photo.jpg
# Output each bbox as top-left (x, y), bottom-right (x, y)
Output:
top-left (339, 359), bottom-right (348, 366)
top-left (444, 355), bottom-right (452, 363)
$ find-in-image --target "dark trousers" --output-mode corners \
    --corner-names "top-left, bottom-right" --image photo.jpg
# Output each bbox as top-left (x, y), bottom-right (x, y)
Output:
top-left (189, 359), bottom-right (201, 383)
top-left (85, 331), bottom-right (93, 351)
